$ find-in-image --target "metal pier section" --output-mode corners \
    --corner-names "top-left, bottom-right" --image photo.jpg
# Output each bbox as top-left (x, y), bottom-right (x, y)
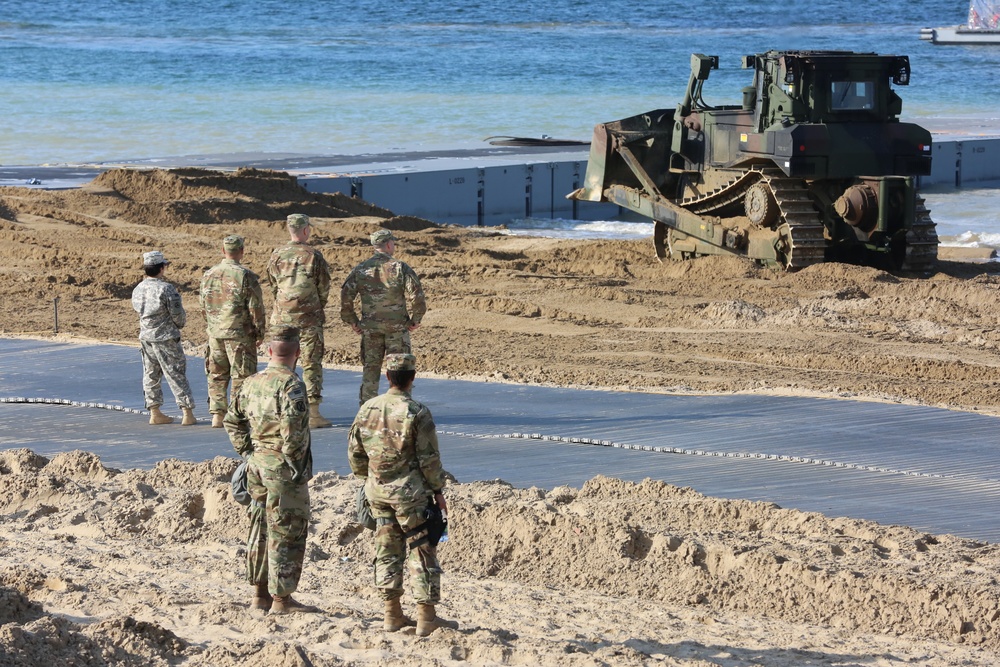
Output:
top-left (2, 338), bottom-right (1000, 542)
top-left (4, 136), bottom-right (1000, 226)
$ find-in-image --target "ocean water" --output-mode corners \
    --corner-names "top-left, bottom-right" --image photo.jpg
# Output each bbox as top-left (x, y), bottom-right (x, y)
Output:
top-left (0, 0), bottom-right (997, 244)
top-left (1, 0), bottom-right (997, 166)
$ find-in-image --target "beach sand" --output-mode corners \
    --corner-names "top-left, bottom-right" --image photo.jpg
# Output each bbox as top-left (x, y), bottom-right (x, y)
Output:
top-left (2, 167), bottom-right (1000, 665)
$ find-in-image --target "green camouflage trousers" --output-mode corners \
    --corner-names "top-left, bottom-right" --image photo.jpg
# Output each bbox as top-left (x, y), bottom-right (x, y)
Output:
top-left (369, 500), bottom-right (441, 603)
top-left (359, 329), bottom-right (411, 405)
top-left (300, 325), bottom-right (325, 402)
top-left (245, 458), bottom-right (310, 598)
top-left (205, 337), bottom-right (258, 414)
top-left (139, 339), bottom-right (195, 410)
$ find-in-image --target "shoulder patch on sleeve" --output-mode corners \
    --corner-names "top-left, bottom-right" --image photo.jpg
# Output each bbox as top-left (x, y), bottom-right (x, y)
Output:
top-left (286, 382), bottom-right (307, 414)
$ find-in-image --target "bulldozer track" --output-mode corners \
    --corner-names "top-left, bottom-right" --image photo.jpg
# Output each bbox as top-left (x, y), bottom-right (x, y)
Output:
top-left (678, 166), bottom-right (826, 268)
top-left (901, 197), bottom-right (938, 272)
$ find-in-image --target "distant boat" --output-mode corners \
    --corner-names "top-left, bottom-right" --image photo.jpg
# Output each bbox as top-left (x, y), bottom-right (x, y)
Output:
top-left (920, 0), bottom-right (1000, 44)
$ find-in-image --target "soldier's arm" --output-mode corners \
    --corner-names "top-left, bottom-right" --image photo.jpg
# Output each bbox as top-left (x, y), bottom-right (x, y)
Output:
top-left (403, 265), bottom-right (427, 326)
top-left (347, 416), bottom-right (370, 478)
top-left (265, 255), bottom-right (278, 300)
top-left (224, 391), bottom-right (253, 456)
top-left (198, 272), bottom-right (208, 312)
top-left (315, 253), bottom-right (332, 308)
top-left (166, 285), bottom-right (187, 329)
top-left (413, 406), bottom-right (446, 491)
top-left (279, 380), bottom-right (310, 463)
top-left (339, 271), bottom-right (361, 327)
top-left (246, 272), bottom-right (266, 343)
top-left (131, 283), bottom-right (144, 314)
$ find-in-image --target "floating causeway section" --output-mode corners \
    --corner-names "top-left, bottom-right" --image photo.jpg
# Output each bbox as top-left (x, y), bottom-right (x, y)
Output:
top-left (2, 134), bottom-right (998, 227)
top-left (2, 338), bottom-right (1000, 542)
top-left (293, 137), bottom-right (1000, 224)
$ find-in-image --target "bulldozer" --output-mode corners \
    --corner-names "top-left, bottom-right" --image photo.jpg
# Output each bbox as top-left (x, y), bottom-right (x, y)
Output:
top-left (568, 50), bottom-right (937, 270)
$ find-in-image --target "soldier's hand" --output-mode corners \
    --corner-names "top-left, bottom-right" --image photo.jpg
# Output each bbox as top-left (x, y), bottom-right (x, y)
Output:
top-left (351, 323), bottom-right (362, 335)
top-left (288, 457), bottom-right (308, 484)
top-left (434, 491), bottom-right (447, 513)
top-left (407, 322), bottom-right (421, 332)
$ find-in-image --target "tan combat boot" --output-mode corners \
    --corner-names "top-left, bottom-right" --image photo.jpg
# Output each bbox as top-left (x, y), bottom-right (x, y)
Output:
top-left (181, 407), bottom-right (197, 425)
top-left (271, 595), bottom-right (320, 615)
top-left (415, 603), bottom-right (459, 637)
top-left (251, 582), bottom-right (272, 611)
top-left (383, 597), bottom-right (415, 632)
top-left (308, 402), bottom-right (332, 429)
top-left (211, 413), bottom-right (225, 428)
top-left (148, 406), bottom-right (173, 425)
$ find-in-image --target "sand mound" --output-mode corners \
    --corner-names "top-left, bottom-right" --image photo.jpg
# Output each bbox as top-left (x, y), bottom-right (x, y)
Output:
top-left (87, 167), bottom-right (393, 226)
top-left (1, 167), bottom-right (395, 230)
top-left (0, 450), bottom-right (996, 666)
top-left (451, 476), bottom-right (1000, 648)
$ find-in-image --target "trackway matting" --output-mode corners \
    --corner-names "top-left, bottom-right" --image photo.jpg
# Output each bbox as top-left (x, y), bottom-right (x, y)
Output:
top-left (2, 338), bottom-right (999, 542)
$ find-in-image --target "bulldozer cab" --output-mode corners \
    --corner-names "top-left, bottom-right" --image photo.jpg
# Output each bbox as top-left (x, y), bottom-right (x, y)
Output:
top-left (742, 51), bottom-right (911, 131)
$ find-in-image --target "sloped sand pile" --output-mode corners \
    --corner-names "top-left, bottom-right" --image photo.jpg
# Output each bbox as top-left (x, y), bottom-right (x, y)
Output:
top-left (1, 449), bottom-right (998, 666)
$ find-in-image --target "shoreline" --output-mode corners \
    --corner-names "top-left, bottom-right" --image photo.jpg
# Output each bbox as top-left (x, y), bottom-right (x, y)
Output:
top-left (4, 113), bottom-right (1000, 171)
top-left (4, 115), bottom-right (1000, 180)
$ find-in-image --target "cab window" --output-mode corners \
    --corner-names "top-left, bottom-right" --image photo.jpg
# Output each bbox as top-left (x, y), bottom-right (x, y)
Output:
top-left (830, 80), bottom-right (875, 111)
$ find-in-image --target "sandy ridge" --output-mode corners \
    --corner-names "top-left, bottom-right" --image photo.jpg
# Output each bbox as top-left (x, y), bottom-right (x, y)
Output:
top-left (2, 450), bottom-right (999, 666)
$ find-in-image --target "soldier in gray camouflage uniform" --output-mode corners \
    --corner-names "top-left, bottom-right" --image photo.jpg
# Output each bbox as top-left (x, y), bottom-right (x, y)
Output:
top-left (340, 229), bottom-right (427, 406)
top-left (266, 213), bottom-right (333, 429)
top-left (348, 353), bottom-right (458, 636)
top-left (224, 325), bottom-right (318, 615)
top-left (200, 235), bottom-right (266, 428)
top-left (131, 250), bottom-right (196, 426)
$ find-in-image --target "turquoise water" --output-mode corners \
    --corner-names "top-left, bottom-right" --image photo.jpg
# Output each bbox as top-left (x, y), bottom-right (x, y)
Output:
top-left (2, 0), bottom-right (997, 246)
top-left (1, 0), bottom-right (996, 165)
top-left (920, 183), bottom-right (1000, 247)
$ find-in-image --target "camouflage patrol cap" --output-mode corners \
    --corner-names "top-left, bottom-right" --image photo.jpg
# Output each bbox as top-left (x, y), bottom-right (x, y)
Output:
top-left (385, 353), bottom-right (416, 371)
top-left (371, 229), bottom-right (398, 246)
top-left (142, 250), bottom-right (170, 267)
top-left (268, 325), bottom-right (300, 343)
top-left (223, 235), bottom-right (244, 251)
top-left (287, 213), bottom-right (311, 229)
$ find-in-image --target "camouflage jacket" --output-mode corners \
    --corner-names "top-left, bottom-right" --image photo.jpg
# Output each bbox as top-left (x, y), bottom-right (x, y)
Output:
top-left (266, 242), bottom-right (331, 328)
top-left (340, 252), bottom-right (426, 332)
top-left (199, 259), bottom-right (266, 341)
top-left (348, 387), bottom-right (445, 506)
top-left (131, 277), bottom-right (186, 341)
top-left (224, 362), bottom-right (312, 472)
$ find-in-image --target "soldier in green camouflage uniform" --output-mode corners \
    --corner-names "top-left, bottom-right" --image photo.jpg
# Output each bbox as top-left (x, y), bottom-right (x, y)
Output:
top-left (266, 213), bottom-right (333, 428)
top-left (224, 326), bottom-right (318, 615)
top-left (131, 250), bottom-right (197, 426)
top-left (200, 235), bottom-right (266, 428)
top-left (340, 229), bottom-right (427, 406)
top-left (348, 353), bottom-right (457, 636)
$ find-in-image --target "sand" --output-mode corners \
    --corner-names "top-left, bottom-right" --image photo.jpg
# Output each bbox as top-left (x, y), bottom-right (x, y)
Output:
top-left (1, 167), bottom-right (1000, 665)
